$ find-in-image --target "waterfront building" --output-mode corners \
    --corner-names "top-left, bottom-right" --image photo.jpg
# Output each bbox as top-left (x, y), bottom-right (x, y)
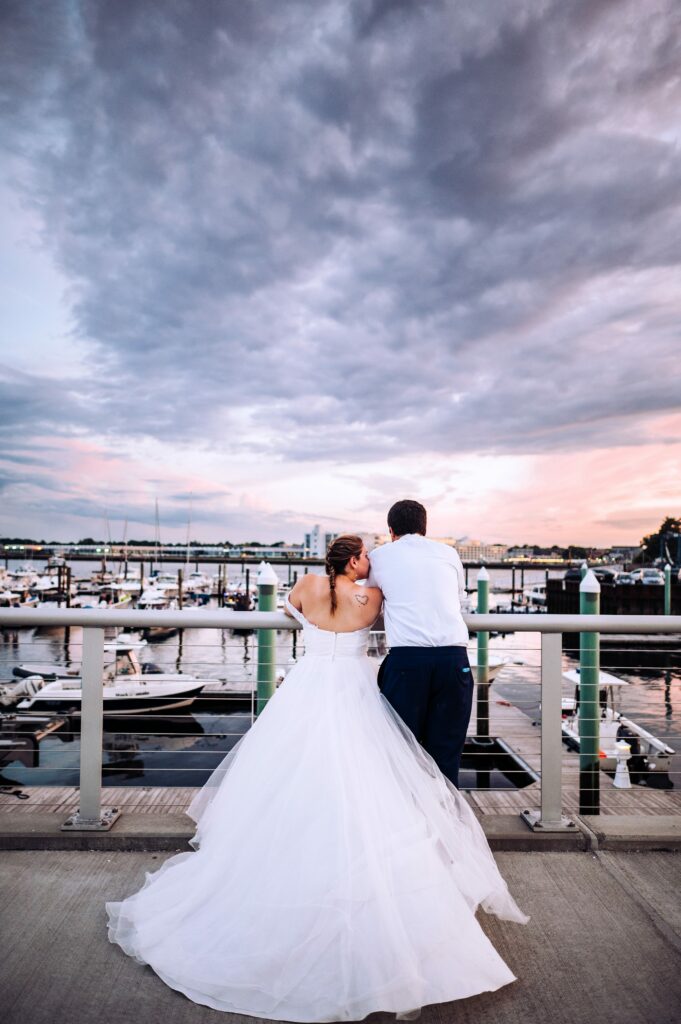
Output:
top-left (231, 544), bottom-right (305, 559)
top-left (506, 546), bottom-right (536, 560)
top-left (304, 525), bottom-right (338, 559)
top-left (452, 538), bottom-right (509, 562)
top-left (607, 545), bottom-right (643, 563)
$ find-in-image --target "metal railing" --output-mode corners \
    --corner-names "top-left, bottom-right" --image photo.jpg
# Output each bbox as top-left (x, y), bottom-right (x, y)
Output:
top-left (0, 607), bottom-right (679, 833)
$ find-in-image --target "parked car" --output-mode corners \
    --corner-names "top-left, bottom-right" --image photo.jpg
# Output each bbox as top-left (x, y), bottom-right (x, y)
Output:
top-left (641, 568), bottom-right (665, 585)
top-left (615, 572), bottom-right (636, 585)
top-left (563, 567), bottom-right (583, 582)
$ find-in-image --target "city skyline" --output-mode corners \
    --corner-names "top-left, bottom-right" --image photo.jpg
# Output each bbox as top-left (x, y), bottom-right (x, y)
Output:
top-left (2, 2), bottom-right (681, 547)
top-left (0, 522), bottom-right (651, 553)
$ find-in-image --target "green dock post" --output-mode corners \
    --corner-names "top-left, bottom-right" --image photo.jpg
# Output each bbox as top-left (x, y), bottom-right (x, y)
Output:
top-left (580, 561), bottom-right (588, 580)
top-left (256, 561), bottom-right (278, 716)
top-left (476, 566), bottom-right (490, 738)
top-left (664, 563), bottom-right (672, 615)
top-left (579, 569), bottom-right (601, 814)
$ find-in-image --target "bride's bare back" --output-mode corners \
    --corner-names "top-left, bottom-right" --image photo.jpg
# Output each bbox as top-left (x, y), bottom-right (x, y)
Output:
top-left (286, 572), bottom-right (383, 632)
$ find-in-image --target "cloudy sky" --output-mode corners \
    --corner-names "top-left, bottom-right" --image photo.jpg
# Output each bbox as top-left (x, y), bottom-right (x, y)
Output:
top-left (2, 0), bottom-right (680, 546)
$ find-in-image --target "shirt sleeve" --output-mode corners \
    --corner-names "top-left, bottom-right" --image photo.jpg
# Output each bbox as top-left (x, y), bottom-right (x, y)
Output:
top-left (367, 549), bottom-right (380, 589)
top-left (451, 548), bottom-right (467, 608)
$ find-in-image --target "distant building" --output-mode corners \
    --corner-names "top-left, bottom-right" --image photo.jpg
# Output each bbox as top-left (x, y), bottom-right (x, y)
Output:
top-left (233, 544), bottom-right (305, 559)
top-left (453, 539), bottom-right (508, 562)
top-left (304, 525), bottom-right (339, 559)
top-left (607, 545), bottom-right (643, 564)
top-left (506, 546), bottom-right (536, 560)
top-left (429, 536), bottom-right (509, 561)
top-left (360, 533), bottom-right (390, 551)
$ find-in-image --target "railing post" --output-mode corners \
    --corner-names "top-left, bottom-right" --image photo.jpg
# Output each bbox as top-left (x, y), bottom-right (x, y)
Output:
top-left (476, 566), bottom-right (490, 738)
top-left (522, 631), bottom-right (575, 831)
top-left (256, 562), bottom-right (278, 716)
top-left (61, 626), bottom-right (120, 831)
top-left (664, 563), bottom-right (672, 615)
top-left (579, 570), bottom-right (601, 815)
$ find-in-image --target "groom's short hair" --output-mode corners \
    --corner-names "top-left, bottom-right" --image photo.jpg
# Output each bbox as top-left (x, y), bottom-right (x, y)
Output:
top-left (387, 500), bottom-right (427, 537)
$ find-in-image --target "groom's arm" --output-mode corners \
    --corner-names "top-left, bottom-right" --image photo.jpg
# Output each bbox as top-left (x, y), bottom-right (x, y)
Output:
top-left (367, 549), bottom-right (380, 589)
top-left (450, 548), bottom-right (467, 609)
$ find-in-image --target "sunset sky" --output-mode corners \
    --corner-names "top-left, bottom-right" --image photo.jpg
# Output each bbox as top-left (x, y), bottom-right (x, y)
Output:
top-left (2, 0), bottom-right (680, 546)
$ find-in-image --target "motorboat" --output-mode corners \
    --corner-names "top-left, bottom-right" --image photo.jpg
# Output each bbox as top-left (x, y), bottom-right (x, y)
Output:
top-left (183, 571), bottom-right (214, 598)
top-left (138, 587), bottom-right (177, 609)
top-left (561, 667), bottom-right (675, 780)
top-left (111, 570), bottom-right (143, 595)
top-left (10, 639), bottom-right (211, 715)
top-left (524, 583), bottom-right (547, 607)
top-left (148, 571), bottom-right (181, 598)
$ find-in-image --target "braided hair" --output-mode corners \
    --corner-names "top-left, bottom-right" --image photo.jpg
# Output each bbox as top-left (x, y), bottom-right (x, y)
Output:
top-left (325, 535), bottom-right (363, 615)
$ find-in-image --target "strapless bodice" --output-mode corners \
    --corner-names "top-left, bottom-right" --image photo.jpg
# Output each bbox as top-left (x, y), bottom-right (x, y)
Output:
top-left (285, 599), bottom-right (370, 659)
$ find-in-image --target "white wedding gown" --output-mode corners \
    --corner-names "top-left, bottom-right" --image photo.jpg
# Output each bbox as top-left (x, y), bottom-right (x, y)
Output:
top-left (106, 600), bottom-right (528, 1021)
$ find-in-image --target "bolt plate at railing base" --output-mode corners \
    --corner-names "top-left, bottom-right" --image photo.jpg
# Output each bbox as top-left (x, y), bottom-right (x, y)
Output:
top-left (521, 808), bottom-right (577, 832)
top-left (60, 807), bottom-right (121, 832)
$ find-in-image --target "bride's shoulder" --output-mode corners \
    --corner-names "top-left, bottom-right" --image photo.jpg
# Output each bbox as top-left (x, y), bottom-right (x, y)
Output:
top-left (354, 582), bottom-right (382, 609)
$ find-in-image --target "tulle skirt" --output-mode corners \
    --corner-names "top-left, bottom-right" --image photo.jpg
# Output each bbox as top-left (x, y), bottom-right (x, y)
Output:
top-left (106, 650), bottom-right (527, 1021)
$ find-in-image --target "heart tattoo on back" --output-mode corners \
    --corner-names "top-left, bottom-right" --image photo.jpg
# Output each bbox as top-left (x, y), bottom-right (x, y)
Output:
top-left (354, 593), bottom-right (369, 606)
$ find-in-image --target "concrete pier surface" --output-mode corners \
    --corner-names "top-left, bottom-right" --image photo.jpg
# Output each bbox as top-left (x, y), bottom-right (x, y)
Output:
top-left (1, 849), bottom-right (680, 1024)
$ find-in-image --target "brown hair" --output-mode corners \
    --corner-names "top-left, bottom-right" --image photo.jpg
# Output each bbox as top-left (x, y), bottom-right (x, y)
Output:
top-left (387, 499), bottom-right (427, 537)
top-left (325, 534), bottom-right (363, 615)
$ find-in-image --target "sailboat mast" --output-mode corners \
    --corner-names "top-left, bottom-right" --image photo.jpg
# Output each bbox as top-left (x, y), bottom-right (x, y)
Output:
top-left (185, 492), bottom-right (193, 567)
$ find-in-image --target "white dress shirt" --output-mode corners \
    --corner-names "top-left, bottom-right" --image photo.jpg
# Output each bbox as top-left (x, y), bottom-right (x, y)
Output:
top-left (367, 534), bottom-right (468, 647)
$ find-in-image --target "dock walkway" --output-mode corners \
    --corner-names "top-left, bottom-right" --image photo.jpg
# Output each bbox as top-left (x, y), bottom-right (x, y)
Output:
top-left (1, 848), bottom-right (680, 1024)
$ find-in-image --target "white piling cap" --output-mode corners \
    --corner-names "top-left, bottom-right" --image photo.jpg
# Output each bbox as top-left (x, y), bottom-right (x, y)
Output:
top-left (477, 566), bottom-right (490, 582)
top-left (581, 561), bottom-right (588, 569)
top-left (257, 562), bottom-right (279, 586)
top-left (580, 568), bottom-right (601, 593)
top-left (665, 563), bottom-right (672, 571)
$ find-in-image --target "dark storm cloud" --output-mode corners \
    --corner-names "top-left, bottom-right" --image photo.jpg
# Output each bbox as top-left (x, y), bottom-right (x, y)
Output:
top-left (2, 0), bottom-right (681, 463)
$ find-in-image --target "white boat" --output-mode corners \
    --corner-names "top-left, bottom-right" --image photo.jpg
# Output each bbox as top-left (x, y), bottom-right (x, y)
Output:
top-left (149, 571), bottom-right (181, 598)
top-left (523, 583), bottom-right (547, 607)
top-left (561, 668), bottom-right (675, 778)
top-left (138, 587), bottom-right (177, 609)
top-left (30, 573), bottom-right (62, 594)
top-left (6, 564), bottom-right (39, 589)
top-left (111, 571), bottom-right (143, 595)
top-left (183, 570), bottom-right (214, 597)
top-left (10, 640), bottom-right (211, 715)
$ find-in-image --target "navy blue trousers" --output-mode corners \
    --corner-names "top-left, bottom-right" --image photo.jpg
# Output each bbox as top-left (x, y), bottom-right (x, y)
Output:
top-left (378, 646), bottom-right (473, 788)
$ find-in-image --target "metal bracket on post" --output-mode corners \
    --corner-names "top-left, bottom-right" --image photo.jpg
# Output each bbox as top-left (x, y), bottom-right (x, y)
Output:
top-left (61, 626), bottom-right (120, 832)
top-left (521, 632), bottom-right (576, 832)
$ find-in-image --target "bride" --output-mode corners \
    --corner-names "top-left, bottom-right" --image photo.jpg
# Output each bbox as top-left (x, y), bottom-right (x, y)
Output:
top-left (106, 535), bottom-right (528, 1021)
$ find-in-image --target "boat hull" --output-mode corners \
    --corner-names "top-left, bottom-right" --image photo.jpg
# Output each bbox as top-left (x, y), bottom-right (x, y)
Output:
top-left (16, 686), bottom-right (205, 715)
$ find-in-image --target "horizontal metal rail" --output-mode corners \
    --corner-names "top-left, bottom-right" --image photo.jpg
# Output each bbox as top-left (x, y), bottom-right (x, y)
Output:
top-left (1, 608), bottom-right (681, 632)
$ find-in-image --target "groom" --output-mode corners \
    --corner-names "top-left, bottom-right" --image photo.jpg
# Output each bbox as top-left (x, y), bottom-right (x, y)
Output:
top-left (368, 499), bottom-right (473, 787)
